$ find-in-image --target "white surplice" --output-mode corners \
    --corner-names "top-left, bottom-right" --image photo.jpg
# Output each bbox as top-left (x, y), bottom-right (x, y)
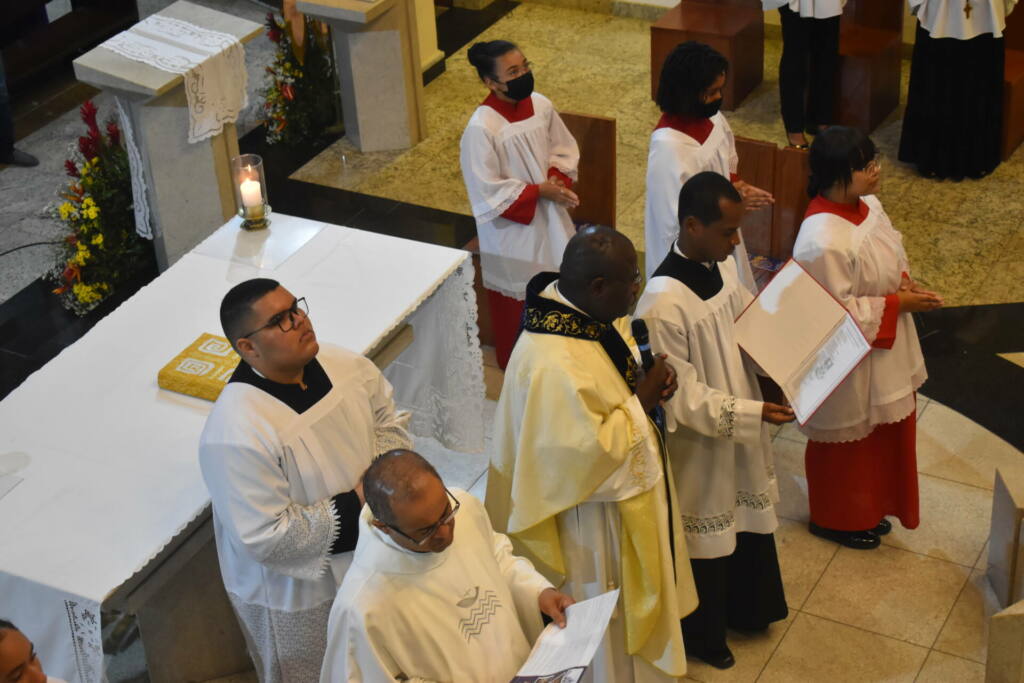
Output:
top-left (320, 491), bottom-right (552, 683)
top-left (909, 0), bottom-right (1017, 39)
top-left (635, 248), bottom-right (779, 559)
top-left (199, 344), bottom-right (411, 682)
top-left (459, 92), bottom-right (580, 300)
top-left (793, 195), bottom-right (927, 443)
top-left (761, 0), bottom-right (846, 18)
top-left (643, 113), bottom-right (756, 293)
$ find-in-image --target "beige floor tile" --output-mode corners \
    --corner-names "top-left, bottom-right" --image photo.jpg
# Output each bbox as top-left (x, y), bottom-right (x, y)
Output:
top-left (684, 611), bottom-right (795, 683)
top-left (775, 518), bottom-right (839, 610)
top-left (971, 252), bottom-right (1024, 307)
top-left (771, 436), bottom-right (809, 523)
top-left (916, 400), bottom-right (1023, 491)
top-left (758, 612), bottom-right (928, 683)
top-left (802, 544), bottom-right (970, 647)
top-left (916, 650), bottom-right (986, 683)
top-left (933, 569), bottom-right (1002, 664)
top-left (882, 473), bottom-right (992, 567)
top-left (976, 540), bottom-right (991, 571)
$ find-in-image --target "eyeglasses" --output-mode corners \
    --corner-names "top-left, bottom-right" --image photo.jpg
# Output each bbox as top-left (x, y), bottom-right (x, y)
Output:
top-left (384, 488), bottom-right (460, 546)
top-left (238, 297), bottom-right (309, 339)
top-left (503, 60), bottom-right (533, 80)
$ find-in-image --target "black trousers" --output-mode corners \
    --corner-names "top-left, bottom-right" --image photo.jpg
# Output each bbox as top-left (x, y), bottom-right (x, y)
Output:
top-left (778, 6), bottom-right (840, 134)
top-left (681, 531), bottom-right (789, 654)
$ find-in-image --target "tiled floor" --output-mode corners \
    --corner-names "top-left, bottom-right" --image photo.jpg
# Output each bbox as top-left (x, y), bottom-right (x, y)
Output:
top-left (471, 352), bottom-right (1014, 682)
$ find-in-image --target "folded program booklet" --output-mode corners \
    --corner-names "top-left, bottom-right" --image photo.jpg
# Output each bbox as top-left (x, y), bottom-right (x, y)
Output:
top-left (734, 260), bottom-right (870, 425)
top-left (511, 589), bottom-right (619, 683)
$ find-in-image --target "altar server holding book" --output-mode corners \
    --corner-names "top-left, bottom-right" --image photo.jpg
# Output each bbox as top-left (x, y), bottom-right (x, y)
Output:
top-left (199, 278), bottom-right (412, 683)
top-left (460, 39), bottom-right (580, 369)
top-left (644, 41), bottom-right (772, 286)
top-left (635, 172), bottom-right (791, 671)
top-left (794, 127), bottom-right (943, 550)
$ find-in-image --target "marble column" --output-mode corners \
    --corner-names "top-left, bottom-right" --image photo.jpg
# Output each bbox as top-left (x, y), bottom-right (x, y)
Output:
top-left (73, 1), bottom-right (263, 270)
top-left (298, 0), bottom-right (427, 152)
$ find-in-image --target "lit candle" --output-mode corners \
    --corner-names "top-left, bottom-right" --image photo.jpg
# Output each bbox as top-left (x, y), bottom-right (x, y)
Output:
top-left (240, 178), bottom-right (263, 208)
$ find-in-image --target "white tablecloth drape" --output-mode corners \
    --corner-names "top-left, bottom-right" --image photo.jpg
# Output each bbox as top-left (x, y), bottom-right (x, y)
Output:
top-left (0, 215), bottom-right (485, 682)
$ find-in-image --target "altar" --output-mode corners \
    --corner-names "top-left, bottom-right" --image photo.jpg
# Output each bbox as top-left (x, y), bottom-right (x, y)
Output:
top-left (0, 215), bottom-right (485, 683)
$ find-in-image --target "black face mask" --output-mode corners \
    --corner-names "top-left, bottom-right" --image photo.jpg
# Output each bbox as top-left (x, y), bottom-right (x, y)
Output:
top-left (499, 71), bottom-right (534, 102)
top-left (694, 97), bottom-right (723, 119)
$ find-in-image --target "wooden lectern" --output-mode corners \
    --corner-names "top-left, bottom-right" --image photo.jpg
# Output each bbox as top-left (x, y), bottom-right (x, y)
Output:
top-left (1002, 8), bottom-right (1024, 160)
top-left (734, 136), bottom-right (810, 262)
top-left (834, 0), bottom-right (903, 132)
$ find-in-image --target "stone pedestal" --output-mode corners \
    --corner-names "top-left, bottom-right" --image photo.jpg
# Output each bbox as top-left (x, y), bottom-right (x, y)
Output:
top-left (988, 467), bottom-right (1024, 608)
top-left (298, 0), bottom-right (427, 152)
top-left (987, 600), bottom-right (1024, 683)
top-left (72, 1), bottom-right (263, 270)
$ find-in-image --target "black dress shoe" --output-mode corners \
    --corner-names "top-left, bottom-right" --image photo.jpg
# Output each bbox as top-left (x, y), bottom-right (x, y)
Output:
top-left (689, 646), bottom-right (735, 670)
top-left (873, 518), bottom-right (892, 536)
top-left (809, 522), bottom-right (880, 550)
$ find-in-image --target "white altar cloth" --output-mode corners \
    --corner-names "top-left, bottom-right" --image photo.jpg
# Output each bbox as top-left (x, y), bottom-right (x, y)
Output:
top-left (0, 214), bottom-right (485, 683)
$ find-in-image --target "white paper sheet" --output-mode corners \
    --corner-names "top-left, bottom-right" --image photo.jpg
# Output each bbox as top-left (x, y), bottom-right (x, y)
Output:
top-left (734, 260), bottom-right (870, 425)
top-left (512, 589), bottom-right (620, 683)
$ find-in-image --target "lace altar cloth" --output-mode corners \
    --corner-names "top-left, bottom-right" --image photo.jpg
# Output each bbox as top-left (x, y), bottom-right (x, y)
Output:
top-left (102, 14), bottom-right (248, 144)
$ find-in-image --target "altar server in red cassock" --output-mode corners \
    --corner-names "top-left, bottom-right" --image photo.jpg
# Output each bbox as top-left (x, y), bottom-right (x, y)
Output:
top-left (793, 127), bottom-right (943, 550)
top-left (460, 40), bottom-right (580, 369)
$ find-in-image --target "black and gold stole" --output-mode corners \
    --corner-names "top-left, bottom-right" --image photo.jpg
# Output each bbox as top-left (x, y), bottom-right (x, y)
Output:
top-left (520, 272), bottom-right (638, 391)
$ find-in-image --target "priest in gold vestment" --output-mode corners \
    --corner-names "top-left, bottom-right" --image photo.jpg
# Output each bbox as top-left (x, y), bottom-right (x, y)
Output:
top-left (486, 226), bottom-right (698, 682)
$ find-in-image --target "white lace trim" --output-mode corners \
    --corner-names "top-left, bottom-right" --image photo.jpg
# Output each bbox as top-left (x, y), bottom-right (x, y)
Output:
top-left (115, 96), bottom-right (153, 240)
top-left (102, 14), bottom-right (248, 143)
top-left (262, 498), bottom-right (336, 581)
top-left (227, 592), bottom-right (333, 683)
top-left (716, 395), bottom-right (738, 438)
top-left (474, 183), bottom-right (528, 225)
top-left (682, 485), bottom-right (778, 537)
top-left (375, 424), bottom-right (414, 456)
top-left (383, 256), bottom-right (487, 453)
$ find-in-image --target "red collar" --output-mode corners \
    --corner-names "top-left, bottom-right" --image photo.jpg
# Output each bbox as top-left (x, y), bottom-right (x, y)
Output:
top-left (482, 92), bottom-right (535, 123)
top-left (655, 113), bottom-right (714, 145)
top-left (805, 196), bottom-right (870, 226)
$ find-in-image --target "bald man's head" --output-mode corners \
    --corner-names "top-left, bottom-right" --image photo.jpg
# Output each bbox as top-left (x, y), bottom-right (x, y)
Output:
top-left (558, 226), bottom-right (640, 323)
top-left (364, 450), bottom-right (456, 553)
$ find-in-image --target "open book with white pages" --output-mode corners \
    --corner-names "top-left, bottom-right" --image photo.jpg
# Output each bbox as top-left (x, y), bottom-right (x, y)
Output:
top-left (734, 259), bottom-right (871, 425)
top-left (511, 589), bottom-right (620, 683)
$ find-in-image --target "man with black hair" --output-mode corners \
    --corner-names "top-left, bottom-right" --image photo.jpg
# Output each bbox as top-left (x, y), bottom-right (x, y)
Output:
top-left (644, 41), bottom-right (772, 287)
top-left (199, 278), bottom-right (412, 682)
top-left (635, 172), bottom-right (791, 670)
top-left (320, 449), bottom-right (573, 682)
top-left (0, 620), bottom-right (65, 683)
top-left (486, 226), bottom-right (698, 683)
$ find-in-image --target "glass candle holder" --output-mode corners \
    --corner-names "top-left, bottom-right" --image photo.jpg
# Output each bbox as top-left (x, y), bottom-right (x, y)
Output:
top-left (231, 154), bottom-right (272, 231)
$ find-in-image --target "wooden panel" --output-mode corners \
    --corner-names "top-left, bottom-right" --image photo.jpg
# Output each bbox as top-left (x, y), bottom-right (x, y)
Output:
top-left (1002, 50), bottom-right (1024, 161)
top-left (835, 23), bottom-right (902, 132)
top-left (771, 146), bottom-right (811, 261)
top-left (650, 3), bottom-right (764, 110)
top-left (841, 0), bottom-right (903, 33)
top-left (734, 136), bottom-right (776, 258)
top-left (560, 112), bottom-right (618, 228)
top-left (1006, 4), bottom-right (1024, 54)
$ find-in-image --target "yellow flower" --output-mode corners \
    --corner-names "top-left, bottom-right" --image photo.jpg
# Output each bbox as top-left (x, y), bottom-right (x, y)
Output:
top-left (86, 206), bottom-right (99, 220)
top-left (58, 202), bottom-right (75, 221)
top-left (73, 282), bottom-right (103, 304)
top-left (73, 243), bottom-right (91, 266)
top-left (91, 233), bottom-right (104, 246)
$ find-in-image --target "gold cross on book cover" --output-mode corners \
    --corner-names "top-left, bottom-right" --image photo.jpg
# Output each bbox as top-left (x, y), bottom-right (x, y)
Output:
top-left (157, 333), bottom-right (240, 402)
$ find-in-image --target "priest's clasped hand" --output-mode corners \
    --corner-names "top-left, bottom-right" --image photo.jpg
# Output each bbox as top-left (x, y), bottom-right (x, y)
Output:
top-left (636, 354), bottom-right (676, 412)
top-left (538, 587), bottom-right (576, 628)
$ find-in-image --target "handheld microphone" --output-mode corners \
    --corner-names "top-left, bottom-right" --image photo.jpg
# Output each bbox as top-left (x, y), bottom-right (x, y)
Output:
top-left (631, 319), bottom-right (655, 371)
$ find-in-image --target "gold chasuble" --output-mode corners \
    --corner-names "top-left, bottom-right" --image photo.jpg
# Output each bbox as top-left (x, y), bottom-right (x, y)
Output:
top-left (486, 272), bottom-right (697, 682)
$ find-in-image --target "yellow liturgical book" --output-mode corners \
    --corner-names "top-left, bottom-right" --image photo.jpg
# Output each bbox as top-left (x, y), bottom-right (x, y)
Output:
top-left (157, 333), bottom-right (240, 402)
